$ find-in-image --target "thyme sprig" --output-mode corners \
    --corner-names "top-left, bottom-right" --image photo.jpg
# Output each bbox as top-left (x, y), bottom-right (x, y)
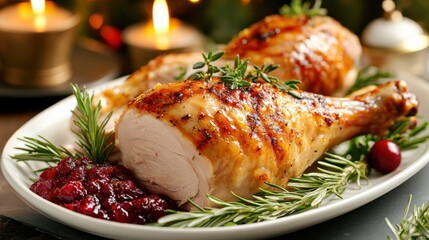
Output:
top-left (219, 55), bottom-right (251, 89)
top-left (246, 63), bottom-right (302, 99)
top-left (386, 195), bottom-right (429, 240)
top-left (158, 154), bottom-right (367, 227)
top-left (280, 0), bottom-right (327, 17)
top-left (191, 51), bottom-right (301, 98)
top-left (11, 84), bottom-right (114, 164)
top-left (191, 51), bottom-right (224, 81)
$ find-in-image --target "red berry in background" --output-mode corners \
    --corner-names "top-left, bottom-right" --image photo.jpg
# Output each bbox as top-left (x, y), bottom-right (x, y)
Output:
top-left (100, 25), bottom-right (122, 50)
top-left (368, 139), bottom-right (402, 174)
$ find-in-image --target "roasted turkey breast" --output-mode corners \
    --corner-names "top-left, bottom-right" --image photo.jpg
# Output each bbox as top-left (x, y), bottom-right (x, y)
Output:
top-left (115, 79), bottom-right (417, 208)
top-left (225, 14), bottom-right (362, 96)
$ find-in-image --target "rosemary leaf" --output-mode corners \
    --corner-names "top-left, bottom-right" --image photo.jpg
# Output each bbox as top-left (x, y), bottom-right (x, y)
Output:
top-left (11, 136), bottom-right (75, 162)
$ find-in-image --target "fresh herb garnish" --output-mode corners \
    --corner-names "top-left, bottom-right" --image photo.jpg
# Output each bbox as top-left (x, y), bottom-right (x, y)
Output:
top-left (341, 118), bottom-right (429, 161)
top-left (71, 84), bottom-right (114, 164)
top-left (11, 84), bottom-right (114, 164)
top-left (346, 67), bottom-right (393, 95)
top-left (191, 51), bottom-right (301, 98)
top-left (12, 135), bottom-right (76, 162)
top-left (386, 195), bottom-right (429, 240)
top-left (246, 63), bottom-right (302, 99)
top-left (174, 66), bottom-right (187, 81)
top-left (157, 117), bottom-right (429, 227)
top-left (219, 55), bottom-right (251, 89)
top-left (280, 0), bottom-right (327, 17)
top-left (191, 51), bottom-right (224, 81)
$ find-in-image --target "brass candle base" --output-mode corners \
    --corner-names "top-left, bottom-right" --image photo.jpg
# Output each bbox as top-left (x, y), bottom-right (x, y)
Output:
top-left (0, 14), bottom-right (79, 88)
top-left (1, 62), bottom-right (72, 88)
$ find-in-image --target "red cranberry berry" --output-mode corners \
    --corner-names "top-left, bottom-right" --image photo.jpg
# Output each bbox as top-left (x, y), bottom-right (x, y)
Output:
top-left (55, 181), bottom-right (86, 202)
top-left (368, 139), bottom-right (401, 174)
top-left (56, 157), bottom-right (76, 176)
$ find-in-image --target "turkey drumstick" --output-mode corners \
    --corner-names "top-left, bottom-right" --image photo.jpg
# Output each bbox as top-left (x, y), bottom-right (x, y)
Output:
top-left (115, 79), bottom-right (417, 208)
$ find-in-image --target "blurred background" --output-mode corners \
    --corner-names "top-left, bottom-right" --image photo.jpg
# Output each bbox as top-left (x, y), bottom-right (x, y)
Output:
top-left (1, 0), bottom-right (427, 76)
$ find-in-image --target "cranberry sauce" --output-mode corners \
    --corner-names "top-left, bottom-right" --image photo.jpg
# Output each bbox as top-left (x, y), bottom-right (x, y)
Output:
top-left (30, 157), bottom-right (177, 224)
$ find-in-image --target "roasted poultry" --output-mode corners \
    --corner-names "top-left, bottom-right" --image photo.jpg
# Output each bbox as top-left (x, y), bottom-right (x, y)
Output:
top-left (225, 14), bottom-right (361, 96)
top-left (115, 79), bottom-right (417, 208)
top-left (94, 13), bottom-right (361, 132)
top-left (93, 52), bottom-right (218, 133)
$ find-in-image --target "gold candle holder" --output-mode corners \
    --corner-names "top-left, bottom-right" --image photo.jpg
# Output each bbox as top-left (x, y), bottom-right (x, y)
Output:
top-left (123, 19), bottom-right (204, 71)
top-left (0, 2), bottom-right (80, 88)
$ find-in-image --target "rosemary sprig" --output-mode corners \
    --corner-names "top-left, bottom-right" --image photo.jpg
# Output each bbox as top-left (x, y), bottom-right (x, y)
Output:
top-left (280, 0), bottom-right (327, 17)
top-left (346, 67), bottom-right (393, 95)
top-left (158, 154), bottom-right (367, 227)
top-left (71, 84), bottom-right (115, 164)
top-left (11, 84), bottom-right (114, 164)
top-left (386, 195), bottom-right (429, 240)
top-left (387, 120), bottom-right (429, 151)
top-left (11, 135), bottom-right (76, 162)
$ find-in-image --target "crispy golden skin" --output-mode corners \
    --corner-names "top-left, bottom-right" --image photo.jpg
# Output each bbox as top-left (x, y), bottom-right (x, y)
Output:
top-left (225, 15), bottom-right (362, 96)
top-left (116, 79), bottom-right (417, 207)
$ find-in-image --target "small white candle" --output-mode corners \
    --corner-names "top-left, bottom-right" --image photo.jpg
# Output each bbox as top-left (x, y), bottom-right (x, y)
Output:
top-left (122, 0), bottom-right (204, 69)
top-left (123, 19), bottom-right (203, 51)
top-left (0, 1), bottom-right (76, 32)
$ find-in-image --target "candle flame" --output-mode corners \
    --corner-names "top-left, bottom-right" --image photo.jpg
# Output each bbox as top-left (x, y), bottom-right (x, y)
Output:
top-left (31, 0), bottom-right (45, 15)
top-left (31, 0), bottom-right (46, 31)
top-left (152, 0), bottom-right (169, 49)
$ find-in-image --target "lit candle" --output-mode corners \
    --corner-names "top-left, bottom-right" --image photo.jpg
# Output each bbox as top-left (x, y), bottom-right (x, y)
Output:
top-left (0, 0), bottom-right (80, 88)
top-left (0, 1), bottom-right (77, 32)
top-left (123, 0), bottom-right (204, 70)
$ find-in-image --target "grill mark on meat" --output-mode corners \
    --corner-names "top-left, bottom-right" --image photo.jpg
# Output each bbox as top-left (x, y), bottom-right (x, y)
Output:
top-left (249, 86), bottom-right (286, 164)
